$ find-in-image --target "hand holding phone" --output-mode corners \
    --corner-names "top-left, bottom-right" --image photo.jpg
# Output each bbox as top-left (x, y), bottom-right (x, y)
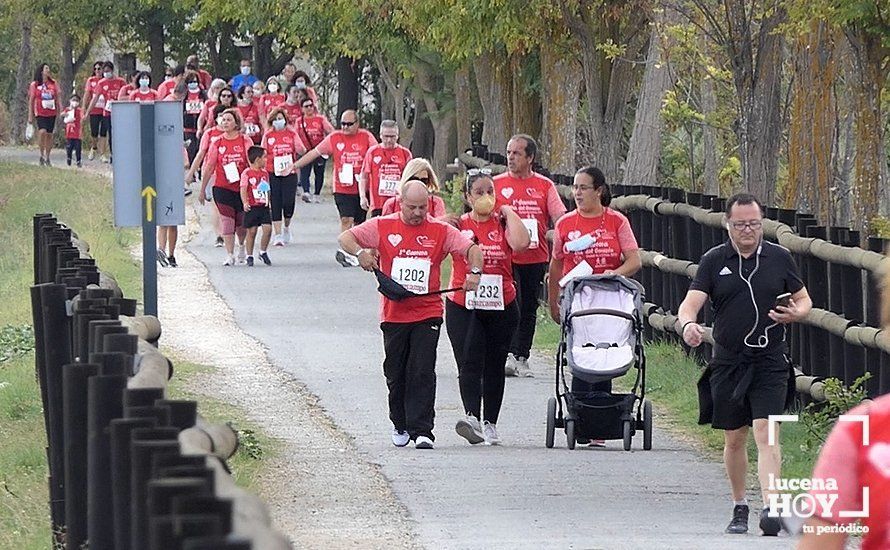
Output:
top-left (775, 292), bottom-right (792, 309)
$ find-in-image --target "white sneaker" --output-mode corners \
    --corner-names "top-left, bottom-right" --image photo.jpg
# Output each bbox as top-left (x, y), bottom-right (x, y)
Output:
top-left (314, 195), bottom-right (321, 203)
top-left (88, 149), bottom-right (95, 161)
top-left (504, 354), bottom-right (519, 377)
top-left (414, 435), bottom-right (434, 449)
top-left (455, 414), bottom-right (485, 444)
top-left (236, 245), bottom-right (247, 264)
top-left (483, 421), bottom-right (501, 446)
top-left (391, 429), bottom-right (409, 447)
top-left (281, 227), bottom-right (291, 244)
top-left (222, 255), bottom-right (235, 266)
top-left (273, 234), bottom-right (284, 247)
top-left (515, 356), bottom-right (534, 378)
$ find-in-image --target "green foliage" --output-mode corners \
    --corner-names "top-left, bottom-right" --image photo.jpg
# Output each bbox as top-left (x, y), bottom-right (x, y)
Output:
top-left (799, 374), bottom-right (871, 453)
top-left (870, 217), bottom-right (890, 238)
top-left (0, 325), bottom-right (34, 364)
top-left (235, 427), bottom-right (264, 460)
top-left (443, 175), bottom-right (467, 215)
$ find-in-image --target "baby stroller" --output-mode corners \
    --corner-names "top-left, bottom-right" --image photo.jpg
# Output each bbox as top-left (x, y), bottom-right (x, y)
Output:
top-left (545, 274), bottom-right (652, 451)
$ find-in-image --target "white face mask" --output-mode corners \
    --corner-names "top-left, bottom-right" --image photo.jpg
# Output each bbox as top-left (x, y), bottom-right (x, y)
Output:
top-left (188, 82), bottom-right (199, 92)
top-left (240, 66), bottom-right (251, 76)
top-left (295, 80), bottom-right (306, 89)
top-left (139, 79), bottom-right (150, 88)
top-left (267, 83), bottom-right (279, 93)
top-left (164, 75), bottom-right (173, 82)
top-left (70, 100), bottom-right (79, 107)
top-left (272, 119), bottom-right (286, 130)
top-left (564, 233), bottom-right (597, 252)
top-left (103, 71), bottom-right (112, 79)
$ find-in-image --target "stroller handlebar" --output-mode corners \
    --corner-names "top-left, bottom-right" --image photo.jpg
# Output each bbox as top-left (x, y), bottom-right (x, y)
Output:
top-left (566, 308), bottom-right (636, 323)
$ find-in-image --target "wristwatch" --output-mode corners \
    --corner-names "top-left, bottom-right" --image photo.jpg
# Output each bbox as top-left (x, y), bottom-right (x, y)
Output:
top-left (469, 267), bottom-right (482, 275)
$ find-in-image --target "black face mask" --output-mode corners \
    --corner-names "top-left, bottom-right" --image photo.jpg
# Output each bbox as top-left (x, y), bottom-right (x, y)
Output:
top-left (374, 269), bottom-right (460, 301)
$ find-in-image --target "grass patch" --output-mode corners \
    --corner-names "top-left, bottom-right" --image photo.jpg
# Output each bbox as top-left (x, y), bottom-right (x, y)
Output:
top-left (533, 314), bottom-right (817, 481)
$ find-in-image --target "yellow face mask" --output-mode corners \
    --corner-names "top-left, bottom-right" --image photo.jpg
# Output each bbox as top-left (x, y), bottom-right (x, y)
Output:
top-left (473, 194), bottom-right (496, 216)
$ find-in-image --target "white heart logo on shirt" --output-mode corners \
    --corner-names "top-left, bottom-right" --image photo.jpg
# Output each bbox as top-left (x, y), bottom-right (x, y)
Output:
top-left (568, 230), bottom-right (582, 241)
top-left (460, 230), bottom-right (474, 239)
top-left (868, 442), bottom-right (890, 478)
top-left (336, 142), bottom-right (345, 151)
top-left (268, 137), bottom-right (275, 145)
top-left (217, 146), bottom-right (225, 154)
top-left (501, 187), bottom-right (514, 199)
top-left (249, 177), bottom-right (256, 184)
top-left (373, 156), bottom-right (382, 164)
top-left (387, 234), bottom-right (402, 247)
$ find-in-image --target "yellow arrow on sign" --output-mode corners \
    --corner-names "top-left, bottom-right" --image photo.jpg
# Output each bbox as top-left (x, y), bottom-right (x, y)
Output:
top-left (141, 186), bottom-right (157, 222)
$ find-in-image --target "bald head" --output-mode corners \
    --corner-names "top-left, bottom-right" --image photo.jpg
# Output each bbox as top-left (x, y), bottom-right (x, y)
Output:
top-left (340, 109), bottom-right (359, 135)
top-left (400, 180), bottom-right (430, 225)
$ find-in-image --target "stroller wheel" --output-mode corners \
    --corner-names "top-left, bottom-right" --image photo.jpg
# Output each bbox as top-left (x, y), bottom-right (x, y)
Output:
top-left (566, 418), bottom-right (576, 450)
top-left (643, 399), bottom-right (653, 450)
top-left (622, 420), bottom-right (632, 451)
top-left (545, 397), bottom-right (556, 448)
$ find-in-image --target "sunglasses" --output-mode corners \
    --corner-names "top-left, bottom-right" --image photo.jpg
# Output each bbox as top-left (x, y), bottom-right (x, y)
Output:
top-left (467, 168), bottom-right (492, 176)
top-left (219, 93), bottom-right (233, 98)
top-left (302, 103), bottom-right (314, 108)
top-left (340, 121), bottom-right (356, 127)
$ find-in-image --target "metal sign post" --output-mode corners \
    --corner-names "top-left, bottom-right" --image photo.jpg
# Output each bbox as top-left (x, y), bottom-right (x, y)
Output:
top-left (111, 101), bottom-right (184, 317)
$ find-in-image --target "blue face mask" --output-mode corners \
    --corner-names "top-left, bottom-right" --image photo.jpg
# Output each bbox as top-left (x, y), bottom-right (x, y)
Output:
top-left (240, 66), bottom-right (251, 76)
top-left (564, 233), bottom-right (597, 252)
top-left (188, 82), bottom-right (199, 92)
top-left (272, 119), bottom-right (286, 130)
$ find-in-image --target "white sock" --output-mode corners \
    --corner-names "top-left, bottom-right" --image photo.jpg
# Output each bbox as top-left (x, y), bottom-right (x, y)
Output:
top-left (734, 499), bottom-right (748, 507)
top-left (260, 250), bottom-right (267, 254)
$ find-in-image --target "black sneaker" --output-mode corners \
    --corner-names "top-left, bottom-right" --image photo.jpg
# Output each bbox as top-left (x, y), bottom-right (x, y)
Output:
top-left (39, 157), bottom-right (46, 166)
top-left (246, 256), bottom-right (254, 267)
top-left (215, 236), bottom-right (224, 248)
top-left (156, 248), bottom-right (169, 267)
top-left (335, 249), bottom-right (350, 267)
top-left (259, 252), bottom-right (271, 265)
top-left (76, 160), bottom-right (82, 168)
top-left (725, 504), bottom-right (749, 534)
top-left (67, 157), bottom-right (72, 166)
top-left (759, 508), bottom-right (781, 536)
top-left (167, 255), bottom-right (177, 267)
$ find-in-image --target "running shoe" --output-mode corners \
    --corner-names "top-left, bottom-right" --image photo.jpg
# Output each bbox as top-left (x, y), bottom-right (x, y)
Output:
top-left (236, 245), bottom-right (247, 264)
top-left (88, 149), bottom-right (95, 161)
top-left (246, 256), bottom-right (254, 267)
top-left (222, 255), bottom-right (235, 266)
top-left (46, 158), bottom-right (52, 167)
top-left (273, 235), bottom-right (284, 247)
top-left (725, 504), bottom-right (749, 534)
top-left (184, 187), bottom-right (192, 197)
top-left (314, 195), bottom-right (321, 203)
top-left (281, 227), bottom-right (291, 244)
top-left (39, 157), bottom-right (45, 166)
top-left (455, 414), bottom-right (485, 445)
top-left (259, 252), bottom-right (271, 265)
top-left (76, 161), bottom-right (82, 168)
top-left (301, 193), bottom-right (312, 203)
top-left (504, 354), bottom-right (519, 377)
top-left (483, 421), bottom-right (501, 446)
top-left (167, 255), bottom-right (178, 267)
top-left (515, 356), bottom-right (534, 378)
top-left (335, 249), bottom-right (350, 267)
top-left (759, 508), bottom-right (782, 536)
top-left (414, 436), bottom-right (434, 449)
top-left (66, 157), bottom-right (72, 166)
top-left (215, 236), bottom-right (224, 247)
top-left (391, 429), bottom-right (409, 447)
top-left (156, 248), bottom-right (169, 267)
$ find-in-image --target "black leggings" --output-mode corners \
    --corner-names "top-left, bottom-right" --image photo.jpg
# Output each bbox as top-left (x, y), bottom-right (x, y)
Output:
top-left (269, 173), bottom-right (298, 222)
top-left (299, 157), bottom-right (326, 194)
top-left (66, 139), bottom-right (82, 162)
top-left (445, 299), bottom-right (519, 424)
top-left (510, 262), bottom-right (548, 359)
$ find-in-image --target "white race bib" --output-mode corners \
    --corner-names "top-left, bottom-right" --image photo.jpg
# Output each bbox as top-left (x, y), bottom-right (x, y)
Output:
top-left (104, 101), bottom-right (113, 113)
top-left (378, 175), bottom-right (399, 197)
top-left (244, 123), bottom-right (260, 136)
top-left (391, 257), bottom-right (431, 295)
top-left (95, 96), bottom-right (106, 109)
top-left (273, 155), bottom-right (292, 176)
top-left (41, 98), bottom-right (56, 110)
top-left (252, 187), bottom-right (268, 203)
top-left (186, 100), bottom-right (203, 113)
top-left (64, 111), bottom-right (75, 124)
top-left (339, 162), bottom-right (355, 185)
top-left (522, 218), bottom-right (539, 249)
top-left (466, 274), bottom-right (504, 310)
top-left (223, 162), bottom-right (240, 183)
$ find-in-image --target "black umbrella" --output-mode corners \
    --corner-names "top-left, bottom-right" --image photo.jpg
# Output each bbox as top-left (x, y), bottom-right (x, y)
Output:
top-left (374, 269), bottom-right (461, 301)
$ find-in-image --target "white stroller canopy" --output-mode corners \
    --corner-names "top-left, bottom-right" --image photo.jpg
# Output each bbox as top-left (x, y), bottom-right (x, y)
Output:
top-left (568, 283), bottom-right (637, 381)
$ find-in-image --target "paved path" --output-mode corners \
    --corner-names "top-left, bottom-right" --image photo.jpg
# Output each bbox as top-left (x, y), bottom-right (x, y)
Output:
top-left (185, 196), bottom-right (794, 549)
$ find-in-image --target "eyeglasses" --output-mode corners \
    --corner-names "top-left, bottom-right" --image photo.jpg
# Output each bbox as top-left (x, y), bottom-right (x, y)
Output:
top-left (301, 103), bottom-right (314, 108)
top-left (219, 93), bottom-right (233, 98)
top-left (380, 134), bottom-right (399, 139)
top-left (729, 220), bottom-right (763, 231)
top-left (467, 168), bottom-right (492, 177)
top-left (340, 121), bottom-right (356, 127)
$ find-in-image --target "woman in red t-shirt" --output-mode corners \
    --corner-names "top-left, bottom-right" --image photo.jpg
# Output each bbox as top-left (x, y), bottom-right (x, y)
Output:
top-left (128, 71), bottom-right (159, 102)
top-left (547, 166), bottom-right (640, 425)
top-left (236, 84), bottom-right (262, 144)
top-left (380, 158), bottom-right (448, 218)
top-left (445, 170), bottom-right (530, 445)
top-left (258, 77), bottom-right (285, 132)
top-left (28, 63), bottom-right (59, 166)
top-left (260, 107), bottom-right (307, 246)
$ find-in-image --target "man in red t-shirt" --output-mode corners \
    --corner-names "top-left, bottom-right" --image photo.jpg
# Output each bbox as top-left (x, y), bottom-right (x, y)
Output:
top-left (338, 181), bottom-right (483, 449)
top-left (360, 120), bottom-right (412, 217)
top-left (86, 61), bottom-right (127, 162)
top-left (493, 134), bottom-right (567, 377)
top-left (294, 109), bottom-right (378, 262)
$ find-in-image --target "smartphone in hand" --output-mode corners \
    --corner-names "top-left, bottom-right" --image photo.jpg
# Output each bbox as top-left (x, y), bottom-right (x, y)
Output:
top-left (775, 292), bottom-right (792, 309)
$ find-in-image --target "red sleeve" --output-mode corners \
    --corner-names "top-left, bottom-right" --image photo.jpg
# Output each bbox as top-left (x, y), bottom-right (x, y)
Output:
top-left (322, 117), bottom-right (335, 134)
top-left (315, 133), bottom-right (333, 156)
top-left (547, 184), bottom-right (567, 220)
top-left (432, 196), bottom-right (447, 217)
top-left (348, 218), bottom-right (381, 248)
top-left (291, 130), bottom-right (306, 155)
top-left (552, 217), bottom-right (567, 260)
top-left (442, 223), bottom-right (474, 256)
top-left (205, 142), bottom-right (219, 169)
top-left (617, 214), bottom-right (639, 252)
top-left (381, 198), bottom-right (397, 216)
top-left (362, 147), bottom-right (374, 176)
top-left (367, 130), bottom-right (379, 147)
top-left (239, 171), bottom-right (251, 190)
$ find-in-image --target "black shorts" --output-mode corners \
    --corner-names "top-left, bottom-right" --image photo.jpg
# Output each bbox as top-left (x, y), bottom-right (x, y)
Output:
top-left (99, 115), bottom-right (111, 137)
top-left (211, 187), bottom-right (244, 234)
top-left (89, 114), bottom-right (104, 138)
top-left (243, 206), bottom-right (272, 228)
top-left (371, 208), bottom-right (382, 218)
top-left (36, 116), bottom-right (56, 133)
top-left (707, 353), bottom-right (790, 430)
top-left (334, 193), bottom-right (367, 223)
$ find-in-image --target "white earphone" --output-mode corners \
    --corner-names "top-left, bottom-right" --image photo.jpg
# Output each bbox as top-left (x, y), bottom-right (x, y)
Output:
top-left (724, 220), bottom-right (776, 349)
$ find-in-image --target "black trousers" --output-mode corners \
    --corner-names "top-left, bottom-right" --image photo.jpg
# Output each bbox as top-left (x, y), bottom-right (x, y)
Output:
top-left (299, 157), bottom-right (326, 194)
top-left (510, 262), bottom-right (548, 358)
top-left (66, 139), bottom-right (82, 162)
top-left (269, 174), bottom-right (298, 221)
top-left (445, 299), bottom-right (519, 424)
top-left (381, 317), bottom-right (442, 440)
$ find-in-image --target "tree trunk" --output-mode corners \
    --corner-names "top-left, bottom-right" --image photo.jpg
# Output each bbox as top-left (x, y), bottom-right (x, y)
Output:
top-left (700, 71), bottom-right (719, 195)
top-left (786, 22), bottom-right (837, 224)
top-left (147, 18), bottom-right (166, 89)
top-left (410, 99), bottom-right (435, 159)
top-left (623, 19), bottom-right (675, 186)
top-left (455, 65), bottom-right (472, 149)
top-left (473, 52), bottom-right (512, 154)
top-left (254, 34), bottom-right (273, 79)
top-left (540, 43), bottom-right (582, 175)
top-left (59, 35), bottom-right (76, 106)
top-left (336, 56), bottom-right (359, 119)
top-left (415, 60), bottom-right (456, 178)
top-left (724, 0), bottom-right (786, 205)
top-left (373, 53), bottom-right (414, 145)
top-left (510, 51), bottom-right (541, 137)
top-left (846, 29), bottom-right (888, 234)
top-left (11, 17), bottom-right (32, 144)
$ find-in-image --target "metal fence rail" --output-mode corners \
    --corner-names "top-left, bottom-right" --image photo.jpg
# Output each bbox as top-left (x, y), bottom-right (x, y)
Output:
top-left (30, 213), bottom-right (291, 550)
top-left (460, 148), bottom-right (890, 399)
